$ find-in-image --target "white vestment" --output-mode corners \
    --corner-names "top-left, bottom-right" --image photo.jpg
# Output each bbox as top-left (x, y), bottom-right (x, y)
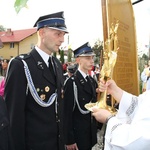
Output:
top-left (104, 90), bottom-right (150, 150)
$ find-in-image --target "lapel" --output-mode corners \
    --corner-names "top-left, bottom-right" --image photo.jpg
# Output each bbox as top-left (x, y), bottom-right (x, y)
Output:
top-left (30, 49), bottom-right (56, 86)
top-left (88, 75), bottom-right (96, 96)
top-left (75, 71), bottom-right (92, 94)
top-left (52, 57), bottom-right (63, 87)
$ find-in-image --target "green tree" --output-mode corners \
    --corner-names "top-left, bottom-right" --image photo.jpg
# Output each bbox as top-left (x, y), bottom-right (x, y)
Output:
top-left (14, 0), bottom-right (28, 13)
top-left (60, 50), bottom-right (64, 64)
top-left (92, 39), bottom-right (103, 65)
top-left (0, 25), bottom-right (5, 32)
top-left (138, 53), bottom-right (149, 74)
top-left (67, 48), bottom-right (72, 63)
top-left (142, 53), bottom-right (149, 61)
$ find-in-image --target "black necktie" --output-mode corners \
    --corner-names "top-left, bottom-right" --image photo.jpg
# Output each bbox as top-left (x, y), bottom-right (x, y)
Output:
top-left (48, 57), bottom-right (56, 80)
top-left (86, 76), bottom-right (91, 83)
top-left (86, 75), bottom-right (93, 93)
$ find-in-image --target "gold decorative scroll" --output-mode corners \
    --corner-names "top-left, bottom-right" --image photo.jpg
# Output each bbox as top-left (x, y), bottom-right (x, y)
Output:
top-left (85, 21), bottom-right (119, 113)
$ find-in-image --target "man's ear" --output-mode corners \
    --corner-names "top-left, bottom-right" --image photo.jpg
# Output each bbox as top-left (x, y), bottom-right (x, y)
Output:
top-left (38, 28), bottom-right (45, 38)
top-left (76, 57), bottom-right (80, 64)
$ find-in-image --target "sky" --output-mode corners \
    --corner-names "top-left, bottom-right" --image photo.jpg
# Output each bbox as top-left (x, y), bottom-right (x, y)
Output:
top-left (0, 0), bottom-right (150, 51)
top-left (0, 0), bottom-right (103, 49)
top-left (132, 0), bottom-right (150, 55)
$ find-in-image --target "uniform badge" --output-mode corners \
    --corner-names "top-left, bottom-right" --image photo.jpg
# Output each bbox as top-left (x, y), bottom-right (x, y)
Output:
top-left (45, 86), bottom-right (50, 92)
top-left (19, 55), bottom-right (24, 58)
top-left (37, 61), bottom-right (42, 65)
top-left (80, 79), bottom-right (85, 84)
top-left (40, 94), bottom-right (46, 100)
top-left (36, 88), bottom-right (40, 92)
top-left (37, 61), bottom-right (44, 69)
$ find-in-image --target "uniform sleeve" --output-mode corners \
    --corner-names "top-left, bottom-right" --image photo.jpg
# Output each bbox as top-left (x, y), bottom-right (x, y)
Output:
top-left (104, 91), bottom-right (150, 150)
top-left (63, 78), bottom-right (76, 145)
top-left (4, 58), bottom-right (27, 150)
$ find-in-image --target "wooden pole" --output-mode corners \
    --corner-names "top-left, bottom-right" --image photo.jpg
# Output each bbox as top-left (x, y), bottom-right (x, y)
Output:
top-left (101, 0), bottom-right (108, 42)
top-left (97, 0), bottom-right (109, 101)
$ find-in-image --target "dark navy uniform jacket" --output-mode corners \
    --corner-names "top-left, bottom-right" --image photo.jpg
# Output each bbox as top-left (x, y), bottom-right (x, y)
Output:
top-left (64, 70), bottom-right (101, 150)
top-left (4, 49), bottom-right (65, 150)
top-left (0, 96), bottom-right (12, 150)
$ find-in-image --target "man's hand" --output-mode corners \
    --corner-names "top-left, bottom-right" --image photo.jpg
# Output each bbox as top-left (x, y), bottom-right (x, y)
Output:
top-left (92, 107), bottom-right (111, 123)
top-left (65, 143), bottom-right (79, 150)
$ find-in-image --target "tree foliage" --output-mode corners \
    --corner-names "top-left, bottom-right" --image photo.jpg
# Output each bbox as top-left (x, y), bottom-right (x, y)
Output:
top-left (142, 53), bottom-right (149, 60)
top-left (67, 48), bottom-right (72, 63)
top-left (0, 25), bottom-right (5, 32)
top-left (60, 50), bottom-right (64, 64)
top-left (92, 39), bottom-right (103, 65)
top-left (14, 0), bottom-right (28, 13)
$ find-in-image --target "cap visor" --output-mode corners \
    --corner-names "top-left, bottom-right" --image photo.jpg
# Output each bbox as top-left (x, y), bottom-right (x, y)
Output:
top-left (79, 53), bottom-right (95, 57)
top-left (48, 27), bottom-right (68, 33)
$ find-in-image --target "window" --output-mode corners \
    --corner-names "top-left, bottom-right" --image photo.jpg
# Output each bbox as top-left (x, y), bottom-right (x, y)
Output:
top-left (10, 43), bottom-right (14, 48)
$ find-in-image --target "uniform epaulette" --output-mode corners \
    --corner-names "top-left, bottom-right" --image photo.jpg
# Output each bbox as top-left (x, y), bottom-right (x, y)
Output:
top-left (15, 53), bottom-right (30, 60)
top-left (71, 76), bottom-right (74, 80)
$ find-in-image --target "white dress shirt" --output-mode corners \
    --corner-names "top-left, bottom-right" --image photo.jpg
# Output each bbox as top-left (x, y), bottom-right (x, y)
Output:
top-left (35, 46), bottom-right (51, 67)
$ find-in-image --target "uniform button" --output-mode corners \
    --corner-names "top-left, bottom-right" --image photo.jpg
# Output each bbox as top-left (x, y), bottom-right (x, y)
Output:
top-left (1, 123), bottom-right (4, 127)
top-left (56, 119), bottom-right (60, 122)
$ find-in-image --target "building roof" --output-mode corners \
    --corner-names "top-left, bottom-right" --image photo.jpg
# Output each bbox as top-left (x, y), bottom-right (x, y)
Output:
top-left (0, 28), bottom-right (37, 43)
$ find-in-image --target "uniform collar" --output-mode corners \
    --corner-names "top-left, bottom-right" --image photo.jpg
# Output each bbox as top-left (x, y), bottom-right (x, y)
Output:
top-left (35, 46), bottom-right (51, 67)
top-left (78, 68), bottom-right (88, 79)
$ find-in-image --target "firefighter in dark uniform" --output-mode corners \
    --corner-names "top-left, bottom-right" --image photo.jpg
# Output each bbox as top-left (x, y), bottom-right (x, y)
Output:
top-left (64, 42), bottom-right (102, 150)
top-left (63, 64), bottom-right (78, 81)
top-left (4, 11), bottom-right (68, 150)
